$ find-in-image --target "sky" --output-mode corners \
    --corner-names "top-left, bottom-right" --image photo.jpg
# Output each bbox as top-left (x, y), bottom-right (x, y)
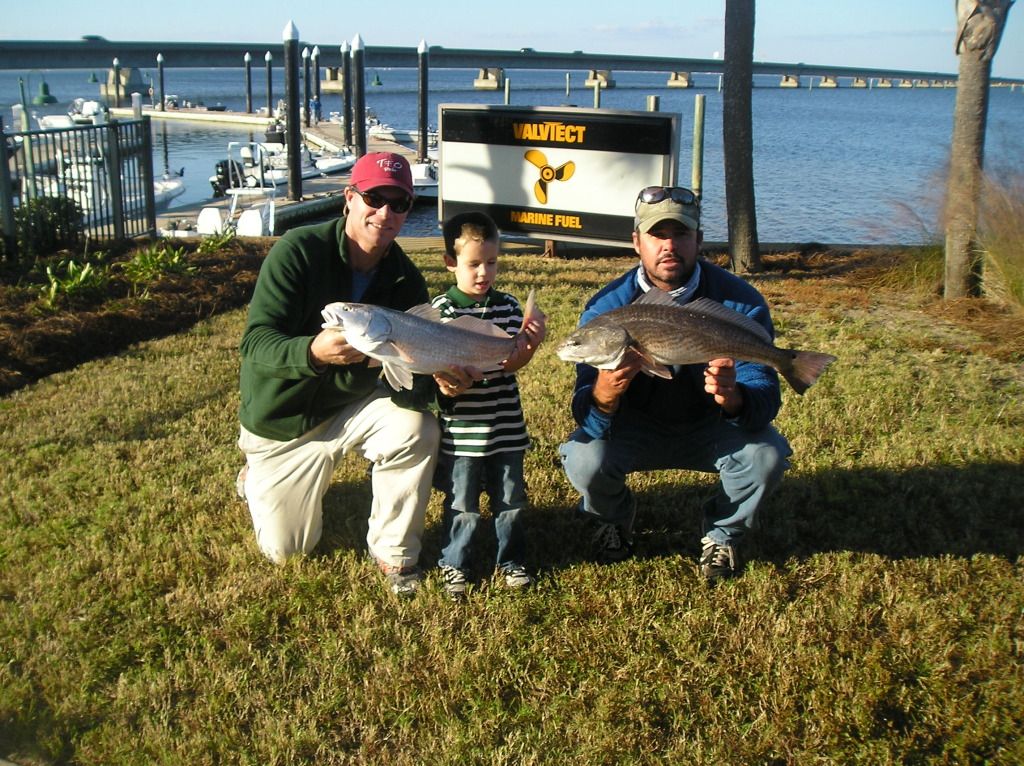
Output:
top-left (4, 0), bottom-right (1023, 79)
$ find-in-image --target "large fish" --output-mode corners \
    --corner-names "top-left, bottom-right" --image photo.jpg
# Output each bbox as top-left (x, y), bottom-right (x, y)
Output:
top-left (555, 288), bottom-right (836, 394)
top-left (321, 290), bottom-right (539, 391)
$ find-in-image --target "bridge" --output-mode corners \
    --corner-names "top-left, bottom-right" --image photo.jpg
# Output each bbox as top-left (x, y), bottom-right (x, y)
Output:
top-left (2, 38), bottom-right (1023, 87)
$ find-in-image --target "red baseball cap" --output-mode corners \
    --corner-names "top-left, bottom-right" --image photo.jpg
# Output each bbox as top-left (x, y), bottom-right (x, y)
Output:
top-left (349, 152), bottom-right (414, 196)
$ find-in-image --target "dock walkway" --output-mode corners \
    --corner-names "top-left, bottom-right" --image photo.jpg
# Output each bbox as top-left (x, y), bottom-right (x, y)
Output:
top-left (127, 107), bottom-right (423, 236)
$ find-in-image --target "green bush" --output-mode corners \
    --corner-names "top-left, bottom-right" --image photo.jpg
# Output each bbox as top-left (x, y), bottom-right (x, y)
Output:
top-left (39, 256), bottom-right (111, 310)
top-left (5, 196), bottom-right (86, 272)
top-left (121, 242), bottom-right (196, 297)
top-left (196, 229), bottom-right (236, 255)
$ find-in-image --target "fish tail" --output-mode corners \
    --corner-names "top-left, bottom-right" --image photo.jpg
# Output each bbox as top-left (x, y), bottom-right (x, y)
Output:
top-left (780, 350), bottom-right (837, 395)
top-left (522, 288), bottom-right (538, 322)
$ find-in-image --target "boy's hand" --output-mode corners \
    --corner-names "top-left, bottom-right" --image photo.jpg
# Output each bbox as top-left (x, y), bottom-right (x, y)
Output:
top-left (503, 314), bottom-right (547, 372)
top-left (520, 314), bottom-right (547, 350)
top-left (434, 365), bottom-right (482, 397)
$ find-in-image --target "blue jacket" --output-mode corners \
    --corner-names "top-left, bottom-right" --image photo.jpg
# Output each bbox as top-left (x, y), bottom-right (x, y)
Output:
top-left (569, 260), bottom-right (783, 437)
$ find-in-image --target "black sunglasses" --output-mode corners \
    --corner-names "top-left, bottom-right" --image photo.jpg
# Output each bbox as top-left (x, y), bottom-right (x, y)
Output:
top-left (354, 188), bottom-right (413, 214)
top-left (636, 186), bottom-right (700, 209)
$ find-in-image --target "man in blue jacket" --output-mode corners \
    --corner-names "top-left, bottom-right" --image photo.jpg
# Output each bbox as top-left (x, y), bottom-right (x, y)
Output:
top-left (558, 186), bottom-right (792, 581)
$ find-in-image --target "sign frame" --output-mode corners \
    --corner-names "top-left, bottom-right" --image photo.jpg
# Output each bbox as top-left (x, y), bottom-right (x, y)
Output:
top-left (437, 104), bottom-right (680, 247)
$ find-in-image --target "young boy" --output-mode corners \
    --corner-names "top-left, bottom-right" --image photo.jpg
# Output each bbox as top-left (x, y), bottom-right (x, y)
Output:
top-left (432, 211), bottom-right (546, 600)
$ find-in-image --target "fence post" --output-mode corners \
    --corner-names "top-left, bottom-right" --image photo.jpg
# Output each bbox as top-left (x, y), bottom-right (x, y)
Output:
top-left (106, 122), bottom-right (125, 240)
top-left (140, 117), bottom-right (157, 235)
top-left (0, 116), bottom-right (17, 260)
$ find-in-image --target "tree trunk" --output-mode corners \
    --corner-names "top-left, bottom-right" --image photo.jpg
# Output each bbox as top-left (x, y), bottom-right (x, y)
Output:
top-left (944, 0), bottom-right (1014, 299)
top-left (723, 0), bottom-right (761, 273)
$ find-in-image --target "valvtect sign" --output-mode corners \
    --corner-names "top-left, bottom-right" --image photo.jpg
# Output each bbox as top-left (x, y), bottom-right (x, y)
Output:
top-left (438, 104), bottom-right (680, 246)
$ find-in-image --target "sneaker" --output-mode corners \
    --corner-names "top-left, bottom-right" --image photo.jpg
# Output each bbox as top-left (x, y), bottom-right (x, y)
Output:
top-left (501, 565), bottom-right (534, 590)
top-left (591, 521), bottom-right (633, 564)
top-left (699, 535), bottom-right (740, 582)
top-left (235, 465), bottom-right (247, 501)
top-left (375, 560), bottom-right (423, 598)
top-left (440, 565), bottom-right (469, 600)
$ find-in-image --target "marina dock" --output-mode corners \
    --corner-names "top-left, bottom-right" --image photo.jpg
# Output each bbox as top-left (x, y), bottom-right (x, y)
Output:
top-left (112, 106), bottom-right (429, 237)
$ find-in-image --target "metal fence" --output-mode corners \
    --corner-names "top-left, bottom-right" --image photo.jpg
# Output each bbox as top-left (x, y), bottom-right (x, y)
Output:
top-left (0, 116), bottom-right (156, 265)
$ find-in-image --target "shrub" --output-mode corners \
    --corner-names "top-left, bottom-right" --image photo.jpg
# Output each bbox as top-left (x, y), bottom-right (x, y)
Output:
top-left (39, 256), bottom-right (111, 310)
top-left (196, 229), bottom-right (236, 255)
top-left (121, 242), bottom-right (196, 298)
top-left (4, 196), bottom-right (85, 274)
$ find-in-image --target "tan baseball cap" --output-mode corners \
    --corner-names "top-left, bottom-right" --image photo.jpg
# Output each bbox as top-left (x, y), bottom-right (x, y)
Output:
top-left (634, 187), bottom-right (701, 233)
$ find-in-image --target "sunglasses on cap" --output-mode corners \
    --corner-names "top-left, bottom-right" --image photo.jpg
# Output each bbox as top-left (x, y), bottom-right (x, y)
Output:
top-left (353, 188), bottom-right (413, 214)
top-left (635, 186), bottom-right (699, 209)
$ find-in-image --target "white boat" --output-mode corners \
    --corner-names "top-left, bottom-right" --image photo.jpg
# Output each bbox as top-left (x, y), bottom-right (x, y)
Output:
top-left (35, 98), bottom-right (107, 130)
top-left (411, 158), bottom-right (439, 200)
top-left (33, 150), bottom-right (185, 219)
top-left (209, 141), bottom-right (356, 197)
top-left (367, 116), bottom-right (437, 147)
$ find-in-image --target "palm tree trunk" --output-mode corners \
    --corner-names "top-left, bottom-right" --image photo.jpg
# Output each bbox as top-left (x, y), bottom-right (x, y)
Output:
top-left (723, 0), bottom-right (761, 273)
top-left (944, 0), bottom-right (1014, 299)
top-left (945, 42), bottom-right (992, 297)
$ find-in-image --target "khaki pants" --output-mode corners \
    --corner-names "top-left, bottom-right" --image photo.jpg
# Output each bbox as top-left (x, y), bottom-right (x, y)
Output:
top-left (238, 387), bottom-right (439, 568)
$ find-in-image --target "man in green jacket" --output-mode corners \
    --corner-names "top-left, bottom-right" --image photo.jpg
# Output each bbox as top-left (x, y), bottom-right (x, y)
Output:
top-left (237, 152), bottom-right (469, 597)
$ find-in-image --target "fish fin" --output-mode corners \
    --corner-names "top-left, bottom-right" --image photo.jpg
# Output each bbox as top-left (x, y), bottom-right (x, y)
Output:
top-left (633, 346), bottom-right (673, 379)
top-left (406, 303), bottom-right (443, 322)
top-left (634, 288), bottom-right (678, 306)
top-left (382, 362), bottom-right (415, 391)
top-left (447, 315), bottom-right (513, 338)
top-left (780, 350), bottom-right (837, 395)
top-left (683, 298), bottom-right (774, 345)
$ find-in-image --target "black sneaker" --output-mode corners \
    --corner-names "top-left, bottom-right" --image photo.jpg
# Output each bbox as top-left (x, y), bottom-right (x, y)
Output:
top-left (440, 565), bottom-right (469, 600)
top-left (699, 535), bottom-right (740, 582)
top-left (591, 521), bottom-right (633, 564)
top-left (500, 565), bottom-right (534, 590)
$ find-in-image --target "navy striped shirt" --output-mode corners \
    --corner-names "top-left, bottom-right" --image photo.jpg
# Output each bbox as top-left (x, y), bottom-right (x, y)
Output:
top-left (431, 287), bottom-right (530, 457)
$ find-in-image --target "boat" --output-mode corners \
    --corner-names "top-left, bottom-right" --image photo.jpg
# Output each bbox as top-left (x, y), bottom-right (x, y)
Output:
top-left (209, 140), bottom-right (356, 197)
top-left (34, 98), bottom-right (108, 130)
top-left (411, 158), bottom-right (439, 201)
top-left (33, 149), bottom-right (185, 219)
top-left (366, 115), bottom-right (438, 146)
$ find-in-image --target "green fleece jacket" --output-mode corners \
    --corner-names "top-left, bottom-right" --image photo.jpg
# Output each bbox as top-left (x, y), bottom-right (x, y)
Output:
top-left (239, 216), bottom-right (432, 441)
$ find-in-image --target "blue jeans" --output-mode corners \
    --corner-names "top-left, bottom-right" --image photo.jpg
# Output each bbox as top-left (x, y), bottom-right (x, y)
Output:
top-left (434, 450), bottom-right (528, 571)
top-left (559, 412), bottom-right (791, 544)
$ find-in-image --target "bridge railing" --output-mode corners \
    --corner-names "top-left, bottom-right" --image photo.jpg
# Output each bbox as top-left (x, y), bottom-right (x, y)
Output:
top-left (0, 116), bottom-right (156, 268)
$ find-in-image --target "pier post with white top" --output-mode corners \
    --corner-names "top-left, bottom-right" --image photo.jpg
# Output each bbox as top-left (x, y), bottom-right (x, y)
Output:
top-left (351, 35), bottom-right (367, 157)
top-left (302, 47), bottom-right (310, 128)
top-left (264, 51), bottom-right (273, 115)
top-left (283, 22), bottom-right (303, 200)
top-left (157, 53), bottom-right (165, 111)
top-left (244, 52), bottom-right (252, 114)
top-left (417, 40), bottom-right (429, 163)
top-left (340, 41), bottom-right (352, 147)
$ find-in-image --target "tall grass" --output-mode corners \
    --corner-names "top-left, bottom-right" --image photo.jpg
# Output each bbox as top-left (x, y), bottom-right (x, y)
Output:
top-left (1, 252), bottom-right (1022, 765)
top-left (980, 173), bottom-right (1024, 309)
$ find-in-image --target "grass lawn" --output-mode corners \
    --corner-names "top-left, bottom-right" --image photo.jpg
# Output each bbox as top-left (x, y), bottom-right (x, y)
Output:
top-left (1, 243), bottom-right (1022, 764)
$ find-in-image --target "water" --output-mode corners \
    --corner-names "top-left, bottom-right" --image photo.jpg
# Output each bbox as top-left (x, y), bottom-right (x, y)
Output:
top-left (4, 67), bottom-right (1023, 243)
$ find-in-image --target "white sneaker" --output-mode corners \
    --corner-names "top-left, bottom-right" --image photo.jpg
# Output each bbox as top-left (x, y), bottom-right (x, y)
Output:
top-left (440, 565), bottom-right (468, 600)
top-left (501, 565), bottom-right (534, 590)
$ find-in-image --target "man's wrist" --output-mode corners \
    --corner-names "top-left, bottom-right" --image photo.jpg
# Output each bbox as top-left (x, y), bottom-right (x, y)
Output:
top-left (308, 341), bottom-right (327, 374)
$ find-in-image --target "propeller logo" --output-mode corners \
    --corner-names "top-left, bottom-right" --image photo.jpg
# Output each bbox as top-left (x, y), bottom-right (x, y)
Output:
top-left (525, 149), bottom-right (575, 204)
